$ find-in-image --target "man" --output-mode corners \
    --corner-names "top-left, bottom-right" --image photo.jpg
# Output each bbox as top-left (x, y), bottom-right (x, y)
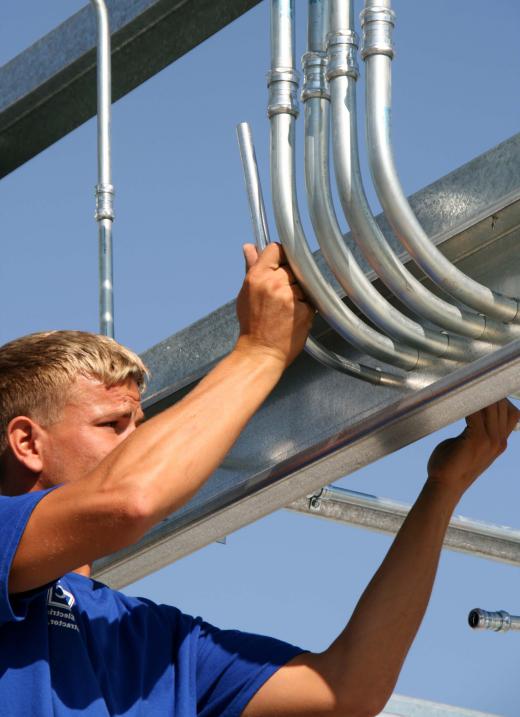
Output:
top-left (0, 243), bottom-right (517, 717)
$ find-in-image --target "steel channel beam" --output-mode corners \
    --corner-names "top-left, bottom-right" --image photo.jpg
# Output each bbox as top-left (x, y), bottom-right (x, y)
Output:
top-left (382, 695), bottom-right (501, 717)
top-left (92, 135), bottom-right (520, 588)
top-left (94, 339), bottom-right (520, 588)
top-left (0, 0), bottom-right (261, 178)
top-left (289, 486), bottom-right (520, 566)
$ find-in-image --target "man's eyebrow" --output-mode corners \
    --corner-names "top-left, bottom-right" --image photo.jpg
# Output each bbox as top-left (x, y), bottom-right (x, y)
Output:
top-left (95, 408), bottom-right (146, 424)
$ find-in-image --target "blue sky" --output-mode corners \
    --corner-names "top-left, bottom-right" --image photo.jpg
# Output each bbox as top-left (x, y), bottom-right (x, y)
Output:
top-left (1, 1), bottom-right (520, 714)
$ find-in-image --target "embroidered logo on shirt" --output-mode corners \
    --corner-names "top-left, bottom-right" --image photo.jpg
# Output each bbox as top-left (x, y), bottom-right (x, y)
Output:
top-left (47, 583), bottom-right (79, 632)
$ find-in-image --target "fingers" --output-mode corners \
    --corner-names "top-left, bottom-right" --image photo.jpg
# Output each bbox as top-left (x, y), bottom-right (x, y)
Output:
top-left (241, 239), bottom-right (314, 316)
top-left (498, 399), bottom-right (508, 439)
top-left (243, 244), bottom-right (259, 272)
top-left (482, 402), bottom-right (499, 443)
top-left (465, 409), bottom-right (485, 437)
top-left (276, 265), bottom-right (298, 286)
top-left (254, 242), bottom-right (288, 271)
top-left (467, 399), bottom-right (520, 455)
top-left (506, 398), bottom-right (520, 433)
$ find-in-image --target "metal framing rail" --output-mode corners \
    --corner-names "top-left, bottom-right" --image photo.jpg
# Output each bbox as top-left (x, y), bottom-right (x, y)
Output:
top-left (289, 485), bottom-right (520, 566)
top-left (0, 0), bottom-right (262, 177)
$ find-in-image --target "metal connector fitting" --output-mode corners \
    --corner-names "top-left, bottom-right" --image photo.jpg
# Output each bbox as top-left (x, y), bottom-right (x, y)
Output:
top-left (94, 182), bottom-right (115, 221)
top-left (301, 51), bottom-right (329, 102)
top-left (267, 67), bottom-right (300, 118)
top-left (326, 31), bottom-right (359, 82)
top-left (468, 608), bottom-right (520, 633)
top-left (360, 6), bottom-right (395, 60)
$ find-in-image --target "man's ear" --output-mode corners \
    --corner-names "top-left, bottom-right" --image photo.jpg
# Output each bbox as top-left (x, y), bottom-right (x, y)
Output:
top-left (7, 416), bottom-right (45, 474)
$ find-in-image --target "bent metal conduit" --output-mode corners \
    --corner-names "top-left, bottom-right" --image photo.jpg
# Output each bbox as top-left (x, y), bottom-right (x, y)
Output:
top-left (268, 0), bottom-right (423, 374)
top-left (362, 0), bottom-right (520, 325)
top-left (91, 0), bottom-right (115, 338)
top-left (328, 0), bottom-right (517, 346)
top-left (303, 0), bottom-right (468, 362)
top-left (236, 121), bottom-right (403, 386)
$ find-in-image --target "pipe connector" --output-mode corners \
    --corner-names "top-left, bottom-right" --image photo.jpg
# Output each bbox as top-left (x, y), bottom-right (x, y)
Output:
top-left (301, 51), bottom-right (329, 102)
top-left (468, 608), bottom-right (520, 633)
top-left (326, 31), bottom-right (359, 82)
top-left (267, 68), bottom-right (300, 118)
top-left (95, 183), bottom-right (115, 221)
top-left (360, 5), bottom-right (395, 60)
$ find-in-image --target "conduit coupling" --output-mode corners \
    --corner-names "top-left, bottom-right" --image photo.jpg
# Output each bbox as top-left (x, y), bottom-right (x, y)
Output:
top-left (95, 182), bottom-right (115, 222)
top-left (468, 608), bottom-right (520, 633)
top-left (326, 31), bottom-right (359, 81)
top-left (267, 68), bottom-right (300, 118)
top-left (301, 52), bottom-right (329, 102)
top-left (360, 5), bottom-right (395, 59)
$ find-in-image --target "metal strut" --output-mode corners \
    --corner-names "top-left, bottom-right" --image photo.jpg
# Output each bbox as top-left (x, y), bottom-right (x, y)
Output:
top-left (91, 0), bottom-right (115, 338)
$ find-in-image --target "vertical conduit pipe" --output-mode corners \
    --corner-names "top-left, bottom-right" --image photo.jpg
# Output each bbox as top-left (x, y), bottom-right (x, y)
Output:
top-left (303, 0), bottom-right (467, 361)
top-left (328, 0), bottom-right (512, 346)
top-left (237, 121), bottom-right (404, 386)
top-left (362, 0), bottom-right (520, 324)
top-left (91, 0), bottom-right (115, 337)
top-left (268, 0), bottom-right (420, 372)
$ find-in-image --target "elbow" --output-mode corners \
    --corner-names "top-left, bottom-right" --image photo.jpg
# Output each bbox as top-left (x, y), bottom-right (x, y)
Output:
top-left (120, 484), bottom-right (158, 535)
top-left (334, 686), bottom-right (391, 717)
top-left (334, 702), bottom-right (388, 717)
top-left (98, 480), bottom-right (158, 551)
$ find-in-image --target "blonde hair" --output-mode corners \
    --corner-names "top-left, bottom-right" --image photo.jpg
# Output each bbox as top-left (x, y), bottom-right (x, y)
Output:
top-left (0, 330), bottom-right (148, 457)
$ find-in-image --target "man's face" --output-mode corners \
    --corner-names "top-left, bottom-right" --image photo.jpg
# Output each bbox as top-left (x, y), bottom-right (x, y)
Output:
top-left (38, 376), bottom-right (145, 488)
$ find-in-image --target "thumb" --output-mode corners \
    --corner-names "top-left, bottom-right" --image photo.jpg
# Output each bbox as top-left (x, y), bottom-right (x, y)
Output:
top-left (243, 244), bottom-right (259, 273)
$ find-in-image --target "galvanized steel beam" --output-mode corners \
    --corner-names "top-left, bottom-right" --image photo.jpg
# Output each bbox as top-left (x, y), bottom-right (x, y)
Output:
top-left (383, 695), bottom-right (501, 717)
top-left (93, 134), bottom-right (520, 588)
top-left (0, 0), bottom-right (261, 177)
top-left (289, 485), bottom-right (520, 567)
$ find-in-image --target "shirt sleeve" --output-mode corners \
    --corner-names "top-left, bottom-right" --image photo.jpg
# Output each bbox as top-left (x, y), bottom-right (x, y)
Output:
top-left (193, 617), bottom-right (305, 717)
top-left (0, 489), bottom-right (56, 625)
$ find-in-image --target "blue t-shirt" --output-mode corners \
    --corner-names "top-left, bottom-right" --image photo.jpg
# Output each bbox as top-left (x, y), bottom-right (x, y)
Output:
top-left (0, 489), bottom-right (303, 716)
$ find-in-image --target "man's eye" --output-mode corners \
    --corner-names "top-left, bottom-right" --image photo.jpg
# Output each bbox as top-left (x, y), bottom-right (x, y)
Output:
top-left (100, 421), bottom-right (118, 428)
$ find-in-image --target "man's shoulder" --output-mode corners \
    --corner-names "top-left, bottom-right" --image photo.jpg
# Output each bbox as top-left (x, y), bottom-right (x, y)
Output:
top-left (63, 572), bottom-right (190, 630)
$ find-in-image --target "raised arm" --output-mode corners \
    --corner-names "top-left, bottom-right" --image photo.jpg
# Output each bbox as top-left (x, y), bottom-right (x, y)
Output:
top-left (244, 400), bottom-right (519, 717)
top-left (9, 243), bottom-right (313, 593)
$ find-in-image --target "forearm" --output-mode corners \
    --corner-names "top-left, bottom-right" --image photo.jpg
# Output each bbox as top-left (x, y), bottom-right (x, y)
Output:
top-left (324, 480), bottom-right (461, 714)
top-left (93, 343), bottom-right (284, 523)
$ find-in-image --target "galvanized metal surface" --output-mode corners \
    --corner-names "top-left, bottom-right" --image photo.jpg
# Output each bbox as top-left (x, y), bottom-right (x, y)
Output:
top-left (382, 695), bottom-right (502, 717)
top-left (0, 0), bottom-right (262, 178)
top-left (92, 134), bottom-right (520, 588)
top-left (289, 485), bottom-right (520, 566)
top-left (468, 608), bottom-right (520, 633)
top-left (362, 5), bottom-right (519, 323)
top-left (90, 0), bottom-right (115, 338)
top-left (329, 4), bottom-right (512, 344)
top-left (269, 2), bottom-right (420, 371)
top-left (236, 119), bottom-right (395, 384)
top-left (304, 8), bottom-right (468, 360)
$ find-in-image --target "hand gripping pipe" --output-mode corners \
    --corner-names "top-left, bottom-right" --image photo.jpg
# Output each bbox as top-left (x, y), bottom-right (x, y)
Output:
top-left (268, 0), bottom-right (421, 373)
top-left (303, 0), bottom-right (467, 362)
top-left (468, 608), bottom-right (520, 633)
top-left (328, 1), bottom-right (514, 346)
top-left (236, 121), bottom-right (403, 387)
top-left (361, 0), bottom-right (520, 325)
top-left (91, 0), bottom-right (115, 338)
